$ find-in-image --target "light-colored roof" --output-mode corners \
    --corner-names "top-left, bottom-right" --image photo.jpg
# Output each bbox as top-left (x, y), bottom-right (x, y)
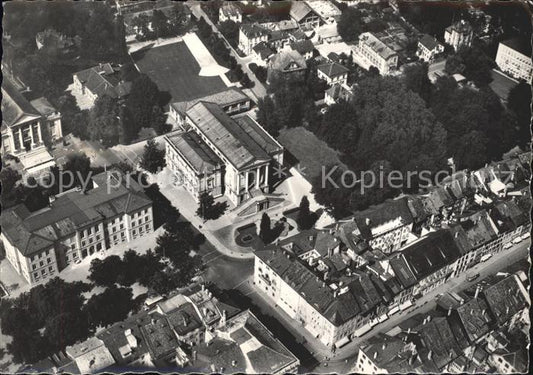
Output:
top-left (419, 34), bottom-right (441, 51)
top-left (170, 88), bottom-right (250, 116)
top-left (359, 32), bottom-right (397, 60)
top-left (165, 131), bottom-right (222, 175)
top-left (290, 1), bottom-right (315, 22)
top-left (186, 102), bottom-right (272, 170)
top-left (269, 50), bottom-right (307, 72)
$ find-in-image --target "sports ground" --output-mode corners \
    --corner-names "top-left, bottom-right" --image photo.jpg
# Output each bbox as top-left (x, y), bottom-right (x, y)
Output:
top-left (131, 39), bottom-right (228, 103)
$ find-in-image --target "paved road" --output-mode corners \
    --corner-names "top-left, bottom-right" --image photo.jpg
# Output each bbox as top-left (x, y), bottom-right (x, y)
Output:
top-left (221, 238), bottom-right (530, 373)
top-left (188, 3), bottom-right (268, 99)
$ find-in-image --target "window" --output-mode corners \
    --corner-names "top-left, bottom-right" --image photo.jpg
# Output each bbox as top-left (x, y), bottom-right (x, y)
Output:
top-left (81, 240), bottom-right (86, 246)
top-left (96, 243), bottom-right (102, 251)
top-left (120, 224), bottom-right (124, 230)
top-left (40, 261), bottom-right (44, 267)
top-left (47, 258), bottom-right (51, 264)
top-left (41, 269), bottom-right (46, 275)
top-left (34, 272), bottom-right (39, 279)
top-left (49, 266), bottom-right (53, 272)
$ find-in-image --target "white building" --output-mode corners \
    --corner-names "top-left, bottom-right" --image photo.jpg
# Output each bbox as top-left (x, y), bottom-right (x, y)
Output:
top-left (495, 38), bottom-right (533, 82)
top-left (355, 32), bottom-right (399, 75)
top-left (416, 34), bottom-right (444, 62)
top-left (317, 62), bottom-right (349, 86)
top-left (165, 101), bottom-right (284, 207)
top-left (1, 171), bottom-right (154, 286)
top-left (444, 20), bottom-right (473, 52)
top-left (219, 3), bottom-right (242, 24)
top-left (1, 77), bottom-right (63, 174)
top-left (238, 24), bottom-right (269, 55)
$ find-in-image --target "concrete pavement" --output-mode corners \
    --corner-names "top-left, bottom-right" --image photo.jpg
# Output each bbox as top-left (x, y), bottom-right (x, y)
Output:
top-left (189, 4), bottom-right (268, 99)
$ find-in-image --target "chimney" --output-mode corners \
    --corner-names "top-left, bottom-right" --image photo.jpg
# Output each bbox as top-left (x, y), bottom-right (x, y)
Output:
top-left (474, 285), bottom-right (481, 299)
top-left (365, 218), bottom-right (371, 226)
top-left (409, 355), bottom-right (415, 365)
top-left (382, 343), bottom-right (386, 350)
top-left (428, 350), bottom-right (433, 360)
top-left (327, 247), bottom-right (332, 257)
top-left (309, 235), bottom-right (314, 242)
top-left (407, 328), bottom-right (411, 335)
top-left (373, 352), bottom-right (378, 360)
top-left (49, 195), bottom-right (56, 205)
top-left (334, 290), bottom-right (339, 298)
top-left (192, 350), bottom-right (197, 361)
top-left (201, 284), bottom-right (205, 292)
top-left (448, 308), bottom-right (452, 317)
top-left (231, 360), bottom-right (237, 366)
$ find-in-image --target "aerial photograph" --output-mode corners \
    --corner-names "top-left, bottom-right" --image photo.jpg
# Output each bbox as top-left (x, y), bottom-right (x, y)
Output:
top-left (0, 0), bottom-right (531, 373)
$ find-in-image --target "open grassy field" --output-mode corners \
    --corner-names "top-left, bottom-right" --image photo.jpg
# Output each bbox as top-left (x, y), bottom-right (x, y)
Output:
top-left (131, 41), bottom-right (227, 103)
top-left (489, 69), bottom-right (518, 102)
top-left (278, 127), bottom-right (347, 182)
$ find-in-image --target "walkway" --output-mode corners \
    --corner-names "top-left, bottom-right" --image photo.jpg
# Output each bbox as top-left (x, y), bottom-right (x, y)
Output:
top-left (182, 33), bottom-right (229, 77)
top-left (189, 4), bottom-right (268, 99)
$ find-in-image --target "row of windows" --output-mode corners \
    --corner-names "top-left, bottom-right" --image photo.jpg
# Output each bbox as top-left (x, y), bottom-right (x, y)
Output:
top-left (32, 257), bottom-right (53, 270)
top-left (33, 266), bottom-right (55, 281)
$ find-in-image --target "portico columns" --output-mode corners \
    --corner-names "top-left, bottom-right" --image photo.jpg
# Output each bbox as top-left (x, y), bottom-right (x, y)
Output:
top-left (245, 171), bottom-right (249, 191)
top-left (37, 123), bottom-right (43, 144)
top-left (265, 165), bottom-right (269, 188)
top-left (255, 166), bottom-right (260, 189)
top-left (30, 125), bottom-right (35, 147)
top-left (18, 128), bottom-right (23, 151)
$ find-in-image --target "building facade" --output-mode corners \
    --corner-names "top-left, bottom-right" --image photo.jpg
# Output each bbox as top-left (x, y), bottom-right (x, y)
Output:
top-left (1, 172), bottom-right (153, 286)
top-left (239, 24), bottom-right (269, 55)
top-left (444, 20), bottom-right (473, 52)
top-left (166, 101), bottom-right (284, 206)
top-left (219, 3), bottom-right (242, 24)
top-left (356, 32), bottom-right (399, 75)
top-left (416, 34), bottom-right (444, 62)
top-left (495, 38), bottom-right (533, 82)
top-left (317, 62), bottom-right (349, 86)
top-left (1, 78), bottom-right (63, 160)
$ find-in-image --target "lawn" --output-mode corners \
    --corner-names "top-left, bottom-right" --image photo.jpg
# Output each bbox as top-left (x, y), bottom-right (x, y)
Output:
top-left (277, 127), bottom-right (347, 182)
top-left (489, 69), bottom-right (518, 102)
top-left (131, 41), bottom-right (227, 103)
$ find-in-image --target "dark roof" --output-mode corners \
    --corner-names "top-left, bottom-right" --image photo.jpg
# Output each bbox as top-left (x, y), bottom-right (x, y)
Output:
top-left (73, 64), bottom-right (131, 100)
top-left (400, 230), bottom-right (461, 281)
top-left (1, 171), bottom-right (152, 257)
top-left (186, 102), bottom-right (273, 170)
top-left (317, 62), bottom-right (349, 78)
top-left (256, 249), bottom-right (382, 325)
top-left (1, 77), bottom-right (42, 128)
top-left (349, 197), bottom-right (414, 240)
top-left (233, 116), bottom-right (283, 156)
top-left (240, 24), bottom-right (269, 38)
top-left (455, 297), bottom-right (491, 343)
top-left (483, 276), bottom-right (528, 326)
top-left (418, 317), bottom-right (462, 369)
top-left (165, 131), bottom-right (223, 175)
top-left (252, 41), bottom-right (275, 60)
top-left (361, 334), bottom-right (419, 372)
top-left (501, 37), bottom-right (532, 57)
top-left (490, 200), bottom-right (529, 232)
top-left (165, 302), bottom-right (202, 337)
top-left (269, 50), bottom-right (307, 72)
top-left (419, 34), bottom-right (441, 51)
top-left (389, 256), bottom-right (417, 288)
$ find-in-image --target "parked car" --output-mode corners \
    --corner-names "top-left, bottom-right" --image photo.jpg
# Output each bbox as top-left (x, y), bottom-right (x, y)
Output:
top-left (521, 232), bottom-right (530, 240)
top-left (480, 254), bottom-right (492, 262)
top-left (467, 273), bottom-right (480, 282)
top-left (503, 242), bottom-right (513, 249)
top-left (512, 237), bottom-right (522, 244)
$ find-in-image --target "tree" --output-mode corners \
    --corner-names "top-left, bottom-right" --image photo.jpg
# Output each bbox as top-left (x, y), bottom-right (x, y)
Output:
top-left (259, 212), bottom-right (272, 243)
top-left (218, 20), bottom-right (239, 47)
top-left (88, 256), bottom-right (124, 286)
top-left (296, 196), bottom-right (316, 230)
top-left (507, 81), bottom-right (532, 149)
top-left (139, 139), bottom-right (166, 173)
top-left (84, 286), bottom-right (134, 328)
top-left (169, 2), bottom-right (191, 35)
top-left (63, 152), bottom-right (92, 188)
top-left (87, 95), bottom-right (121, 147)
top-left (257, 96), bottom-right (281, 137)
top-left (337, 8), bottom-right (364, 42)
top-left (445, 46), bottom-right (495, 87)
top-left (126, 74), bottom-right (165, 135)
top-left (402, 63), bottom-right (432, 102)
top-left (0, 167), bottom-right (21, 207)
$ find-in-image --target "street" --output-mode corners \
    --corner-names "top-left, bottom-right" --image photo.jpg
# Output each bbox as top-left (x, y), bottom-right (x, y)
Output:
top-left (198, 236), bottom-right (530, 373)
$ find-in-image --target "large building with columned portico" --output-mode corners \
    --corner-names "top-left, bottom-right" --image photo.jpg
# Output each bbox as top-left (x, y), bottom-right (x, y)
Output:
top-left (165, 101), bottom-right (283, 207)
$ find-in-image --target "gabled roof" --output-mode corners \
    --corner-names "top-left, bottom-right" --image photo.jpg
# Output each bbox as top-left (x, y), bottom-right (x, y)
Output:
top-left (400, 230), bottom-right (461, 281)
top-left (317, 61), bottom-right (349, 78)
top-left (186, 102), bottom-right (271, 170)
top-left (419, 34), bottom-right (441, 51)
top-left (1, 171), bottom-right (152, 257)
top-left (455, 297), bottom-right (491, 343)
top-left (165, 131), bottom-right (223, 175)
top-left (240, 23), bottom-right (269, 38)
top-left (289, 1), bottom-right (316, 23)
top-left (170, 88), bottom-right (250, 116)
top-left (483, 276), bottom-right (528, 326)
top-left (289, 39), bottom-right (314, 55)
top-left (73, 64), bottom-right (131, 99)
top-left (1, 78), bottom-right (42, 128)
top-left (252, 41), bottom-right (275, 60)
top-left (269, 50), bottom-right (307, 72)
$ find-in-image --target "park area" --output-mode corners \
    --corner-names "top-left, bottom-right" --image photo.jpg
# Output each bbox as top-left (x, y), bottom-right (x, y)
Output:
top-left (131, 40), bottom-right (228, 103)
top-left (277, 127), bottom-right (347, 182)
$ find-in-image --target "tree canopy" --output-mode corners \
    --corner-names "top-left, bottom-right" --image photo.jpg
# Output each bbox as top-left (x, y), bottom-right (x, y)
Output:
top-left (139, 139), bottom-right (166, 174)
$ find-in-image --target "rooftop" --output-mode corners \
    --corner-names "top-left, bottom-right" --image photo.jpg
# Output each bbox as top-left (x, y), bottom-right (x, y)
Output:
top-left (73, 63), bottom-right (131, 100)
top-left (1, 77), bottom-right (42, 128)
top-left (419, 34), bottom-right (441, 51)
top-left (289, 1), bottom-right (316, 23)
top-left (482, 275), bottom-right (528, 326)
top-left (165, 131), bottom-right (223, 175)
top-left (186, 102), bottom-right (279, 170)
top-left (359, 32), bottom-right (398, 60)
top-left (317, 61), bottom-right (349, 78)
top-left (1, 171), bottom-right (152, 256)
top-left (170, 88), bottom-right (250, 116)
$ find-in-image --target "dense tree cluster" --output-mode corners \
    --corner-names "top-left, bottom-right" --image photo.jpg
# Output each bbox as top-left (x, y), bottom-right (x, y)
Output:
top-left (196, 192), bottom-right (228, 221)
top-left (139, 139), bottom-right (166, 173)
top-left (296, 196), bottom-right (318, 230)
top-left (132, 3), bottom-right (192, 41)
top-left (337, 6), bottom-right (389, 42)
top-left (445, 45), bottom-right (495, 87)
top-left (218, 20), bottom-right (240, 48)
top-left (196, 17), bottom-right (253, 87)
